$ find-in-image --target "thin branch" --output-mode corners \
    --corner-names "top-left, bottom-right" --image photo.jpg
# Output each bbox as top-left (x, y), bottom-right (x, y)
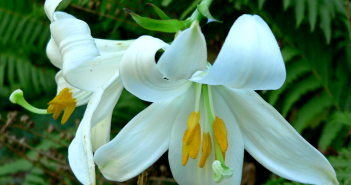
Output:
top-left (69, 4), bottom-right (138, 26)
top-left (4, 134), bottom-right (67, 165)
top-left (9, 125), bottom-right (69, 148)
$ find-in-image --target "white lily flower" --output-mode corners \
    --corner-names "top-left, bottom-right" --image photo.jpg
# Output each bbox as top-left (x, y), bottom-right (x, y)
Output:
top-left (94, 15), bottom-right (338, 185)
top-left (10, 0), bottom-right (134, 184)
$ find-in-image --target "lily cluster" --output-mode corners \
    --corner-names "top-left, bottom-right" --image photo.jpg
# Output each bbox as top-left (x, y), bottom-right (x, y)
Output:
top-left (10, 0), bottom-right (339, 185)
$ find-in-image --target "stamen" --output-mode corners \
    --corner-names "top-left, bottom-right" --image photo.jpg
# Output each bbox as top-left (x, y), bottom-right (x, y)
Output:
top-left (9, 89), bottom-right (48, 115)
top-left (47, 87), bottom-right (77, 125)
top-left (189, 124), bottom-right (201, 159)
top-left (182, 123), bottom-right (201, 166)
top-left (213, 117), bottom-right (228, 153)
top-left (184, 111), bottom-right (200, 145)
top-left (199, 132), bottom-right (212, 168)
top-left (182, 130), bottom-right (190, 166)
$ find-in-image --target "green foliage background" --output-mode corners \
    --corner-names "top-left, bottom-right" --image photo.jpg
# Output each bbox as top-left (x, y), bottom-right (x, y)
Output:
top-left (0, 0), bottom-right (350, 184)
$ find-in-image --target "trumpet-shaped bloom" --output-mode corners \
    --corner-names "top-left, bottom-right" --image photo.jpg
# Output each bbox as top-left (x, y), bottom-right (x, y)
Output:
top-left (10, 0), bottom-right (133, 184)
top-left (94, 15), bottom-right (338, 185)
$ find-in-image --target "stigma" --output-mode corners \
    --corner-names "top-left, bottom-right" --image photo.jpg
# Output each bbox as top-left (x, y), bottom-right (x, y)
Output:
top-left (47, 88), bottom-right (77, 124)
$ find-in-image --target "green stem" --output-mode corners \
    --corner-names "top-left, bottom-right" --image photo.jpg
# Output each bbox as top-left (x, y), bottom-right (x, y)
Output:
top-left (10, 89), bottom-right (48, 114)
top-left (202, 84), bottom-right (225, 165)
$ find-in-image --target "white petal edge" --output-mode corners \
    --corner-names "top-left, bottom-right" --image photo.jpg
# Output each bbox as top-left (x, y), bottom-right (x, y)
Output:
top-left (91, 113), bottom-right (112, 152)
top-left (44, 0), bottom-right (62, 22)
top-left (217, 86), bottom-right (338, 185)
top-left (47, 38), bottom-right (63, 69)
top-left (120, 36), bottom-right (192, 102)
top-left (157, 21), bottom-right (207, 81)
top-left (90, 73), bottom-right (123, 127)
top-left (94, 85), bottom-right (196, 181)
top-left (68, 72), bottom-right (122, 184)
top-left (68, 89), bottom-right (105, 185)
top-left (168, 86), bottom-right (244, 185)
top-left (195, 15), bottom-right (286, 90)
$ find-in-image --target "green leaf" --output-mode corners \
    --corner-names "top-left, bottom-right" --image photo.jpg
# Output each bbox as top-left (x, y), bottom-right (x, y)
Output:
top-left (318, 121), bottom-right (343, 151)
top-left (319, 5), bottom-right (332, 44)
top-left (328, 111), bottom-right (351, 127)
top-left (283, 0), bottom-right (291, 11)
top-left (146, 3), bottom-right (170, 20)
top-left (197, 4), bottom-right (221, 22)
top-left (0, 159), bottom-right (32, 176)
top-left (269, 59), bottom-right (310, 105)
top-left (282, 75), bottom-right (322, 116)
top-left (124, 8), bottom-right (188, 33)
top-left (292, 91), bottom-right (333, 132)
top-left (179, 0), bottom-right (201, 20)
top-left (281, 46), bottom-right (299, 63)
top-left (161, 0), bottom-right (173, 7)
top-left (306, 0), bottom-right (317, 32)
top-left (295, 0), bottom-right (305, 28)
top-left (258, 0), bottom-right (267, 10)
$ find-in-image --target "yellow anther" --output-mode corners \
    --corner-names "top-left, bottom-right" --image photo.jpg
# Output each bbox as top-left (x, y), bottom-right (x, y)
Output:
top-left (213, 116), bottom-right (228, 153)
top-left (182, 124), bottom-right (201, 166)
top-left (47, 88), bottom-right (77, 125)
top-left (199, 132), bottom-right (212, 168)
top-left (182, 130), bottom-right (190, 166)
top-left (189, 124), bottom-right (201, 159)
top-left (185, 111), bottom-right (200, 145)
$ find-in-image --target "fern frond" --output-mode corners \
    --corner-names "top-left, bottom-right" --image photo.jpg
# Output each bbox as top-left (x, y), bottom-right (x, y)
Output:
top-left (292, 91), bottom-right (333, 132)
top-left (282, 75), bottom-right (322, 116)
top-left (269, 59), bottom-right (310, 105)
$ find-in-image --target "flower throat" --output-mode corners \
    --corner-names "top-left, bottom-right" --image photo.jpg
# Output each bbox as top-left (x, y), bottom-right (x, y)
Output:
top-left (181, 84), bottom-right (233, 183)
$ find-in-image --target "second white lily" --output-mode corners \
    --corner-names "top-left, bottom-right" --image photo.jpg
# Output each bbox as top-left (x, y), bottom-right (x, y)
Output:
top-left (94, 15), bottom-right (338, 185)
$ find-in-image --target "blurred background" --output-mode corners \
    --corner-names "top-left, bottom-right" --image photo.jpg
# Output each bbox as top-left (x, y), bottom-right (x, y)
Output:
top-left (0, 0), bottom-right (351, 184)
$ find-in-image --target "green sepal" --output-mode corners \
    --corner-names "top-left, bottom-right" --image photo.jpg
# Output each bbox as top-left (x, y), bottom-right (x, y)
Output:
top-left (146, 3), bottom-right (170, 20)
top-left (197, 4), bottom-right (222, 23)
top-left (124, 8), bottom-right (190, 33)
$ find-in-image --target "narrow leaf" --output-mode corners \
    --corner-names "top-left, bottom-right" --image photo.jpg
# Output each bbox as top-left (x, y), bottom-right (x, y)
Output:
top-left (197, 4), bottom-right (221, 23)
top-left (124, 8), bottom-right (187, 33)
top-left (258, 0), bottom-right (267, 10)
top-left (146, 3), bottom-right (170, 20)
top-left (295, 0), bottom-right (305, 28)
top-left (283, 0), bottom-right (291, 11)
top-left (307, 0), bottom-right (318, 32)
top-left (319, 5), bottom-right (332, 44)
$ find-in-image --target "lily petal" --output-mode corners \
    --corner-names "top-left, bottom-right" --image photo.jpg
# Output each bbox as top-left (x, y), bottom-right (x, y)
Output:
top-left (217, 86), bottom-right (338, 185)
top-left (68, 89), bottom-right (105, 185)
top-left (91, 73), bottom-right (123, 127)
top-left (120, 36), bottom-right (192, 102)
top-left (68, 71), bottom-right (122, 184)
top-left (168, 88), bottom-right (244, 185)
top-left (44, 0), bottom-right (62, 22)
top-left (196, 15), bottom-right (286, 90)
top-left (157, 21), bottom-right (207, 81)
top-left (55, 71), bottom-right (92, 106)
top-left (94, 85), bottom-right (196, 182)
top-left (91, 113), bottom-right (112, 152)
top-left (47, 38), bottom-right (63, 69)
top-left (50, 18), bottom-right (101, 91)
